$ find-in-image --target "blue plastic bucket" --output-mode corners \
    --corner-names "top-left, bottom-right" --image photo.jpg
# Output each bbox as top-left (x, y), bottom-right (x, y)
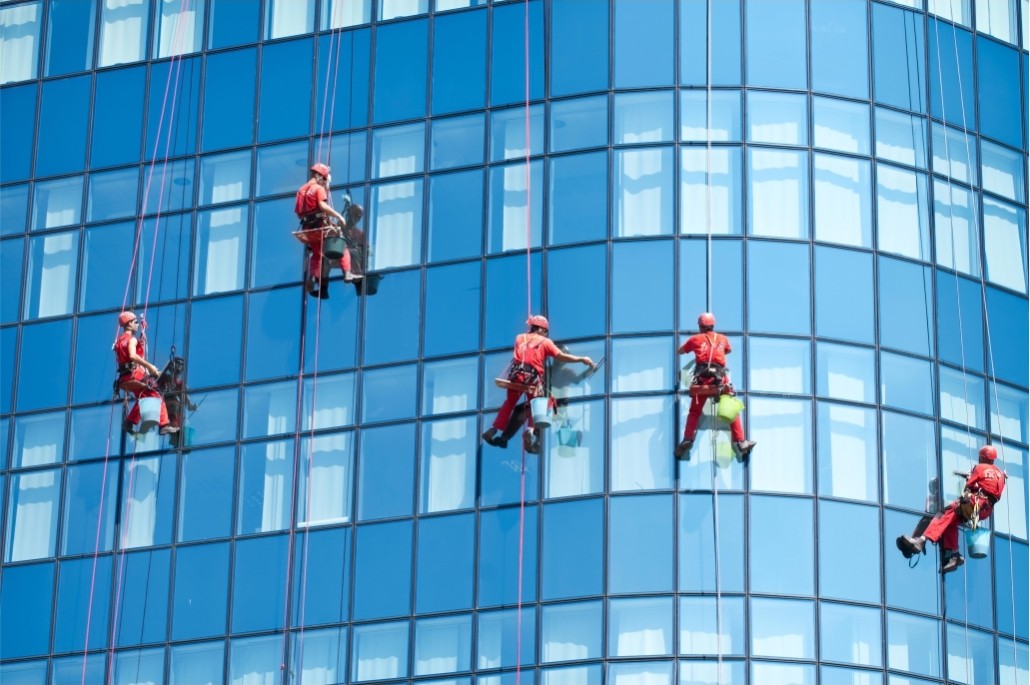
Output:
top-left (530, 397), bottom-right (551, 428)
top-left (965, 526), bottom-right (990, 559)
top-left (137, 397), bottom-right (162, 433)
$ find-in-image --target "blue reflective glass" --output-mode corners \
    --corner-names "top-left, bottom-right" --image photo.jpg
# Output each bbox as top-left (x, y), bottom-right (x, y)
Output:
top-left (491, 1), bottom-right (543, 105)
top-left (209, 0), bottom-right (260, 48)
top-left (615, 91), bottom-right (674, 144)
top-left (872, 3), bottom-right (927, 113)
top-left (251, 200), bottom-right (298, 289)
top-left (171, 542), bottom-right (230, 640)
top-left (484, 252), bottom-right (542, 349)
top-left (680, 0), bottom-right (742, 85)
top-left (178, 447), bottom-right (235, 542)
top-left (679, 239), bottom-right (743, 332)
top-left (488, 160), bottom-right (542, 252)
top-left (237, 439), bottom-right (294, 533)
top-left (420, 416), bottom-right (476, 513)
top-left (977, 37), bottom-right (1023, 147)
top-left (292, 528), bottom-right (350, 626)
top-left (363, 268), bottom-right (420, 364)
top-left (0, 84), bottom-right (35, 182)
top-left (747, 148), bottom-right (809, 239)
top-left (0, 661), bottom-right (47, 684)
top-left (479, 506), bottom-right (538, 606)
top-left (316, 29), bottom-right (371, 131)
top-left (36, 75), bottom-right (90, 177)
top-left (748, 241), bottom-right (810, 335)
top-left (680, 147), bottom-right (742, 238)
top-left (0, 326), bottom-right (13, 413)
top-left (551, 0), bottom-right (607, 96)
top-left (811, 0), bottom-right (868, 98)
top-left (0, 562), bottom-right (53, 658)
top-left (886, 609), bottom-right (941, 678)
top-left (358, 422), bottom-right (415, 519)
top-left (427, 171), bottom-right (482, 262)
top-left (679, 595), bottom-right (745, 657)
top-left (550, 96), bottom-right (607, 154)
top-left (44, 0), bottom-right (95, 76)
top-left (431, 115), bottom-right (485, 171)
top-left (0, 183), bottom-right (29, 236)
top-left (945, 623), bottom-right (995, 685)
top-left (62, 461), bottom-right (117, 555)
top-left (24, 229), bottom-right (79, 320)
top-left (232, 535), bottom-right (288, 632)
top-left (256, 141), bottom-right (306, 198)
top-left (881, 411), bottom-right (936, 513)
top-left (432, 9), bottom-right (486, 115)
top-left (987, 287), bottom-right (1028, 386)
top-left (614, 0), bottom-right (673, 88)
top-left (679, 493), bottom-right (744, 592)
top-left (425, 261), bottom-right (481, 357)
top-left (53, 555), bottom-right (112, 652)
top-left (818, 402), bottom-right (878, 502)
top-left (748, 337), bottom-right (810, 395)
top-left (414, 614), bottom-right (472, 677)
top-left (145, 57), bottom-right (200, 160)
top-left (352, 620), bottom-right (409, 682)
top-left (936, 272), bottom-right (984, 372)
top-left (814, 154), bottom-right (872, 248)
top-left (611, 395), bottom-right (674, 490)
top-left (202, 48), bottom-right (256, 151)
top-left (373, 18), bottom-right (427, 123)
top-left (547, 244), bottom-right (607, 340)
top-left (92, 66), bottom-right (145, 169)
top-left (813, 97), bottom-right (870, 156)
top-left (928, 20), bottom-right (975, 127)
top-left (0, 237), bottom-right (22, 323)
top-left (820, 602), bottom-right (882, 668)
top-left (549, 151), bottom-right (607, 245)
top-left (353, 520), bottom-right (412, 619)
top-left (878, 256), bottom-right (934, 356)
top-left (245, 287), bottom-right (300, 380)
top-left (416, 513), bottom-right (475, 612)
top-left (680, 91), bottom-right (742, 143)
top-left (609, 495), bottom-right (673, 593)
top-left (747, 91), bottom-right (808, 146)
top-left (170, 641), bottom-right (224, 685)
top-left (751, 597), bottom-right (815, 660)
top-left (259, 38), bottom-right (311, 142)
top-left (608, 596), bottom-right (672, 657)
top-left (746, 0), bottom-right (806, 89)
top-left (815, 246), bottom-right (873, 343)
top-left (87, 167), bottom-right (139, 223)
top-left (612, 240), bottom-right (673, 333)
top-left (11, 411), bottom-right (63, 468)
top-left (614, 147), bottom-right (674, 237)
top-left (875, 107), bottom-right (928, 169)
top-left (751, 496), bottom-right (813, 594)
top-left (880, 351), bottom-right (934, 415)
top-left (995, 537), bottom-right (1029, 639)
top-left (362, 364), bottom-right (416, 423)
top-left (819, 500), bottom-right (881, 603)
top-left (17, 318), bottom-right (71, 411)
top-left (541, 498), bottom-right (603, 600)
top-left (229, 635), bottom-right (281, 685)
top-left (187, 294), bottom-right (243, 388)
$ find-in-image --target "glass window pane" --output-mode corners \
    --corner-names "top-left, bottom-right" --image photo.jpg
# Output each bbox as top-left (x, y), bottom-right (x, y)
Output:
top-left (194, 205), bottom-right (248, 294)
top-left (747, 149), bottom-right (809, 239)
top-left (369, 179), bottom-right (423, 269)
top-left (928, 20), bottom-right (975, 125)
top-left (353, 521), bottom-right (412, 619)
top-left (432, 8), bottom-right (485, 114)
top-left (373, 123), bottom-right (425, 179)
top-left (551, 0), bottom-right (608, 96)
top-left (751, 597), bottom-right (814, 659)
top-left (745, 0), bottom-right (806, 88)
top-left (983, 197), bottom-right (1028, 293)
top-left (978, 36), bottom-right (1021, 143)
top-left (872, 4), bottom-right (926, 113)
top-left (373, 17), bottom-right (427, 123)
top-left (882, 411), bottom-right (937, 510)
top-left (321, 0), bottom-right (370, 27)
top-left (362, 364), bottom-right (416, 424)
top-left (144, 58), bottom-right (200, 161)
top-left (749, 399), bottom-right (812, 494)
top-left (422, 357), bottom-right (477, 416)
top-left (612, 337), bottom-right (673, 393)
top-left (881, 351), bottom-right (934, 414)
top-left (747, 91), bottom-right (807, 146)
top-left (478, 607), bottom-right (536, 668)
top-left (490, 105), bottom-right (544, 162)
top-left (977, 0), bottom-right (1018, 42)
top-left (748, 241), bottom-right (810, 334)
top-left (364, 268), bottom-right (421, 364)
top-left (875, 107), bottom-right (928, 168)
top-left (614, 91), bottom-right (674, 144)
top-left (939, 366), bottom-right (985, 429)
top-left (878, 256), bottom-right (933, 355)
top-left (542, 601), bottom-right (602, 663)
top-left (290, 627), bottom-right (348, 685)
top-left (608, 596), bottom-right (672, 657)
top-left (257, 39), bottom-right (310, 142)
top-left (296, 432), bottom-right (353, 527)
top-left (99, 0), bottom-right (148, 66)
top-left (0, 2), bottom-right (41, 83)
top-left (45, 0), bottom-right (95, 76)
top-left (680, 90), bottom-right (741, 143)
top-left (242, 381), bottom-right (297, 439)
top-left (291, 528), bottom-right (350, 629)
top-left (678, 493), bottom-right (745, 593)
top-left (748, 337), bottom-right (810, 394)
top-left (12, 411), bottom-right (64, 468)
top-left (425, 261), bottom-right (480, 357)
top-left (0, 183), bottom-right (29, 236)
top-left (120, 454), bottom-right (176, 549)
top-left (818, 402), bottom-right (878, 501)
top-left (820, 603), bottom-right (882, 667)
top-left (990, 382), bottom-right (1028, 444)
top-left (929, 0), bottom-right (971, 23)
top-left (416, 516), bottom-right (474, 613)
top-left (229, 634), bottom-right (280, 685)
top-left (178, 447), bottom-right (234, 542)
top-left (428, 170), bottom-right (483, 262)
top-left (946, 624), bottom-right (995, 685)
top-left (255, 140), bottom-right (306, 197)
top-left (172, 543), bottom-right (229, 640)
top-left (420, 416), bottom-right (476, 513)
top-left (931, 124), bottom-right (977, 187)
top-left (887, 610), bottom-right (941, 679)
top-left (24, 230), bottom-right (79, 320)
top-left (614, 147), bottom-right (674, 237)
top-left (170, 641), bottom-right (224, 685)
top-left (811, 0), bottom-right (868, 97)
top-left (237, 439), bottom-right (293, 534)
top-left (154, 0), bottom-right (204, 57)
top-left (488, 161), bottom-right (542, 253)
top-left (820, 500), bottom-right (881, 603)
top-left (981, 140), bottom-right (1025, 202)
top-left (815, 246), bottom-right (874, 342)
top-left (813, 97), bottom-right (869, 155)
top-left (358, 422), bottom-right (415, 520)
top-left (414, 614), bottom-right (472, 677)
top-left (353, 621), bottom-right (409, 682)
top-left (609, 495), bottom-right (673, 593)
top-left (301, 372), bottom-right (354, 431)
top-left (613, 0), bottom-right (672, 88)
top-left (231, 536), bottom-right (288, 633)
top-left (545, 400), bottom-right (605, 499)
top-left (17, 319), bottom-right (72, 412)
top-left (541, 498), bottom-right (603, 599)
top-left (61, 461), bottom-right (117, 555)
top-left (5, 469), bottom-right (61, 561)
top-left (679, 595), bottom-right (745, 656)
top-left (245, 288), bottom-right (300, 381)
top-left (431, 114), bottom-right (484, 170)
top-left (265, 0), bottom-right (313, 38)
top-left (202, 48), bottom-right (256, 151)
top-left (612, 240), bottom-right (673, 332)
top-left (478, 506), bottom-right (538, 606)
top-left (551, 95), bottom-right (608, 153)
top-left (31, 176), bottom-right (83, 230)
top-left (678, 239), bottom-right (744, 331)
top-left (679, 147), bottom-right (742, 236)
top-left (200, 150), bottom-right (251, 206)
top-left (113, 648), bottom-right (165, 685)
top-left (814, 154), bottom-right (872, 248)
top-left (549, 151), bottom-right (607, 245)
top-left (611, 396), bottom-right (674, 491)
top-left (680, 0), bottom-right (742, 86)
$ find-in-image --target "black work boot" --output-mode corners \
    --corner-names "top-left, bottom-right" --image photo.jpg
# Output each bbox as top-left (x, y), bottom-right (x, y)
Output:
top-left (482, 427), bottom-right (502, 447)
top-left (674, 439), bottom-right (693, 460)
top-left (897, 535), bottom-right (926, 558)
top-left (941, 552), bottom-right (965, 574)
top-left (734, 440), bottom-right (756, 463)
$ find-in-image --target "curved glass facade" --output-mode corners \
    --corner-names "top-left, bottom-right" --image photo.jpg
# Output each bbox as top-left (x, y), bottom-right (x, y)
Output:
top-left (0, 0), bottom-right (1028, 683)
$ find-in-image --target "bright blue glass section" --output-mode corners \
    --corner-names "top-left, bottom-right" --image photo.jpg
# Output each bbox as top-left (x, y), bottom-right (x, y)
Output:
top-left (0, 562), bottom-right (53, 658)
top-left (680, 0), bottom-right (742, 86)
top-left (977, 37), bottom-right (1023, 148)
top-left (178, 447), bottom-right (235, 542)
top-left (0, 84), bottom-right (35, 182)
top-left (811, 0), bottom-right (868, 98)
top-left (928, 20), bottom-right (975, 127)
top-left (353, 520), bottom-right (413, 619)
top-left (146, 58), bottom-right (200, 160)
top-left (478, 506), bottom-right (538, 607)
top-left (358, 422), bottom-right (415, 519)
top-left (210, 0), bottom-right (260, 48)
top-left (872, 3), bottom-right (926, 113)
top-left (819, 500), bottom-right (881, 603)
top-left (551, 0), bottom-right (608, 96)
top-left (202, 48), bottom-right (256, 151)
top-left (187, 294), bottom-right (243, 388)
top-left (550, 95), bottom-right (608, 153)
top-left (416, 513), bottom-right (475, 612)
top-left (0, 238), bottom-right (22, 323)
top-left (751, 496), bottom-right (813, 595)
top-left (484, 252), bottom-right (542, 350)
top-left (17, 318), bottom-right (72, 411)
top-left (612, 240), bottom-right (673, 333)
top-left (91, 66), bottom-right (145, 168)
top-left (425, 261), bottom-right (481, 357)
top-left (245, 287), bottom-right (301, 380)
top-left (491, 0), bottom-right (543, 106)
top-left (316, 30), bottom-right (371, 131)
top-left (362, 364), bottom-right (416, 423)
top-left (432, 9), bottom-right (486, 115)
top-left (614, 0), bottom-right (673, 88)
top-left (36, 75), bottom-right (90, 177)
top-left (679, 494), bottom-right (745, 593)
top-left (996, 538), bottom-right (1029, 640)
top-left (0, 661), bottom-right (47, 684)
top-left (171, 542), bottom-right (230, 641)
top-left (877, 256), bottom-right (934, 356)
top-left (541, 498), bottom-right (603, 600)
top-left (548, 151), bottom-right (607, 245)
top-left (373, 18), bottom-right (427, 123)
top-left (815, 246), bottom-right (873, 343)
top-left (748, 241), bottom-right (810, 335)
top-left (428, 170), bottom-right (483, 262)
top-left (820, 602), bottom-right (882, 668)
top-left (62, 461), bottom-right (117, 555)
top-left (259, 38), bottom-right (312, 142)
top-left (430, 114), bottom-right (485, 170)
top-left (53, 556), bottom-right (112, 652)
top-left (363, 268), bottom-right (420, 364)
top-left (986, 286), bottom-right (1029, 386)
top-left (72, 314), bottom-right (121, 404)
top-left (44, 0), bottom-right (94, 76)
top-left (0, 183), bottom-right (29, 236)
top-left (880, 351), bottom-right (934, 415)
top-left (292, 528), bottom-right (350, 627)
top-left (547, 244), bottom-right (607, 340)
top-left (746, 0), bottom-right (806, 89)
top-left (232, 535), bottom-right (288, 632)
top-left (610, 495), bottom-right (673, 593)
top-left (935, 271), bottom-right (984, 372)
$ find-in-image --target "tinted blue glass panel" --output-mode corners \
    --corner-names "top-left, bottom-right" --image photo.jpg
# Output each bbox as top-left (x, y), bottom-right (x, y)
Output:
top-left (178, 447), bottom-right (235, 542)
top-left (873, 3), bottom-right (926, 113)
top-left (258, 38), bottom-right (311, 142)
top-left (0, 183), bottom-right (29, 236)
top-left (202, 48), bottom-right (256, 151)
top-left (232, 535), bottom-right (288, 632)
top-left (425, 261), bottom-right (481, 357)
top-left (172, 542), bottom-right (230, 640)
top-left (36, 75), bottom-right (89, 177)
top-left (245, 287), bottom-right (301, 380)
top-left (612, 240), bottom-right (673, 333)
top-left (478, 506), bottom-right (538, 607)
top-left (187, 294), bottom-right (243, 388)
top-left (432, 9), bottom-right (486, 114)
top-left (748, 241), bottom-right (810, 335)
top-left (541, 498), bottom-right (603, 600)
top-left (928, 20), bottom-right (975, 127)
top-left (53, 556), bottom-right (112, 652)
top-left (169, 641), bottom-right (224, 685)
top-left (751, 496), bottom-right (813, 595)
top-left (679, 494), bottom-right (744, 593)
top-left (884, 510), bottom-right (941, 614)
top-left (87, 168), bottom-right (138, 223)
top-left (484, 252), bottom-right (542, 349)
top-left (292, 528), bottom-right (350, 626)
top-left (935, 272), bottom-right (984, 372)
top-left (551, 0), bottom-right (608, 96)
top-left (548, 244), bottom-right (607, 340)
top-left (550, 95), bottom-right (608, 153)
top-left (0, 326), bottom-right (14, 414)
top-left (91, 66), bottom-right (145, 169)
top-left (986, 286), bottom-right (1029, 386)
top-left (549, 151), bottom-right (607, 245)
top-left (996, 538), bottom-right (1029, 639)
top-left (680, 0), bottom-right (742, 86)
top-left (251, 199), bottom-right (298, 289)
top-left (353, 520), bottom-right (412, 619)
top-left (362, 364), bottom-right (416, 423)
top-left (815, 246), bottom-right (873, 343)
top-left (146, 57), bottom-right (200, 160)
top-left (430, 114), bottom-right (485, 170)
top-left (416, 513), bottom-right (475, 612)
top-left (0, 661), bottom-right (47, 684)
top-left (428, 170), bottom-right (483, 262)
top-left (881, 351), bottom-right (935, 415)
top-left (977, 37), bottom-right (1022, 147)
top-left (614, 0), bottom-right (673, 88)
top-left (491, 1), bottom-right (543, 106)
top-left (303, 297), bottom-right (358, 375)
top-left (810, 0), bottom-right (868, 98)
top-left (746, 0), bottom-right (806, 89)
top-left (819, 500), bottom-right (880, 603)
top-left (0, 84), bottom-right (35, 182)
top-left (62, 461), bottom-right (117, 555)
top-left (0, 237), bottom-right (22, 323)
top-left (210, 0), bottom-right (259, 48)
top-left (17, 318), bottom-right (71, 411)
top-left (44, 0), bottom-right (95, 76)
top-left (363, 268), bottom-right (420, 364)
top-left (315, 30), bottom-right (370, 132)
top-left (610, 495), bottom-right (673, 593)
top-left (373, 18), bottom-right (427, 123)
top-left (358, 422), bottom-right (415, 520)
top-left (679, 239), bottom-right (743, 332)
top-left (0, 562), bottom-right (53, 658)
top-left (878, 256), bottom-right (934, 356)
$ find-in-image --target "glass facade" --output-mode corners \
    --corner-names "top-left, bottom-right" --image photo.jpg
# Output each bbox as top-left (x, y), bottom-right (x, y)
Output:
top-left (0, 0), bottom-right (1028, 683)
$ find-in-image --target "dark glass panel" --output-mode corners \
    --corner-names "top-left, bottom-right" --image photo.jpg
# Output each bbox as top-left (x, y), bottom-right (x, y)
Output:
top-left (245, 287), bottom-right (301, 381)
top-left (36, 75), bottom-right (90, 177)
top-left (0, 84), bottom-right (36, 182)
top-left (171, 542), bottom-right (230, 640)
top-left (432, 8), bottom-right (486, 115)
top-left (44, 0), bottom-right (95, 76)
top-left (363, 268), bottom-right (420, 365)
top-left (428, 169), bottom-right (484, 262)
top-left (232, 534), bottom-right (289, 633)
top-left (178, 446), bottom-right (235, 542)
top-left (541, 498), bottom-right (603, 600)
top-left (145, 57), bottom-right (201, 160)
top-left (928, 20), bottom-right (975, 127)
top-left (373, 18), bottom-right (428, 123)
top-left (547, 244), bottom-right (607, 340)
top-left (316, 29), bottom-right (371, 132)
top-left (91, 67), bottom-right (145, 169)
top-left (188, 294), bottom-right (244, 388)
top-left (358, 422), bottom-right (415, 519)
top-left (614, 0), bottom-right (673, 88)
top-left (0, 326), bottom-right (16, 414)
top-left (977, 37), bottom-right (1023, 148)
top-left (353, 520), bottom-right (413, 619)
top-left (424, 261), bottom-right (480, 357)
top-left (935, 271), bottom-right (984, 372)
top-left (0, 236), bottom-right (22, 323)
top-left (292, 527), bottom-right (351, 626)
top-left (872, 3), bottom-right (926, 113)
top-left (259, 38), bottom-right (312, 142)
top-left (551, 0), bottom-right (608, 96)
top-left (0, 183), bottom-right (29, 236)
top-left (0, 562), bottom-right (54, 658)
top-left (490, 0), bottom-right (543, 106)
top-left (548, 150), bottom-right (607, 245)
top-left (17, 318), bottom-right (71, 411)
top-left (209, 0), bottom-right (261, 48)
top-left (53, 555), bottom-right (112, 652)
top-left (877, 256), bottom-right (934, 357)
top-left (986, 286), bottom-right (1028, 386)
top-left (478, 505), bottom-right (538, 607)
top-left (202, 48), bottom-right (256, 151)
top-left (483, 252), bottom-right (542, 350)
top-left (415, 513), bottom-right (475, 613)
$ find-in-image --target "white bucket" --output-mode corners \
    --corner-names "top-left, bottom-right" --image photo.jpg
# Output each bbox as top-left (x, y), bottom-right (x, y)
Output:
top-left (530, 396), bottom-right (551, 428)
top-left (137, 397), bottom-right (162, 433)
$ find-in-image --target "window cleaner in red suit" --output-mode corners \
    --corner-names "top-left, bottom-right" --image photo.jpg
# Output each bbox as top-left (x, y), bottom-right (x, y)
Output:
top-left (295, 163), bottom-right (362, 296)
top-left (482, 316), bottom-right (594, 454)
top-left (113, 311), bottom-right (178, 436)
top-left (897, 445), bottom-right (1007, 574)
top-left (674, 313), bottom-right (756, 461)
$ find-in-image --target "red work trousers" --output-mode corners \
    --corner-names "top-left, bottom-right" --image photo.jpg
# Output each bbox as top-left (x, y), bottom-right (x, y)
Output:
top-left (119, 368), bottom-right (170, 427)
top-left (306, 229), bottom-right (351, 280)
top-left (684, 376), bottom-right (745, 442)
top-left (923, 495), bottom-right (993, 552)
top-left (492, 388), bottom-right (538, 431)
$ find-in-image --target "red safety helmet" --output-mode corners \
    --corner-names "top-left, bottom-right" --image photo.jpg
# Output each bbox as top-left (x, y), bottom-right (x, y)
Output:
top-left (118, 311), bottom-right (137, 326)
top-left (311, 163), bottom-right (331, 178)
top-left (698, 312), bottom-right (716, 329)
top-left (979, 445), bottom-right (998, 461)
top-left (527, 315), bottom-right (549, 331)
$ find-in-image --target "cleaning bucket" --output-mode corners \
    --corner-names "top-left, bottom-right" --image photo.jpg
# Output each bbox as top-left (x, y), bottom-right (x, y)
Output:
top-left (323, 235), bottom-right (347, 260)
top-left (183, 426), bottom-right (196, 446)
top-left (137, 397), bottom-right (162, 433)
top-left (530, 397), bottom-right (551, 428)
top-left (965, 526), bottom-right (990, 559)
top-left (716, 395), bottom-right (744, 423)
